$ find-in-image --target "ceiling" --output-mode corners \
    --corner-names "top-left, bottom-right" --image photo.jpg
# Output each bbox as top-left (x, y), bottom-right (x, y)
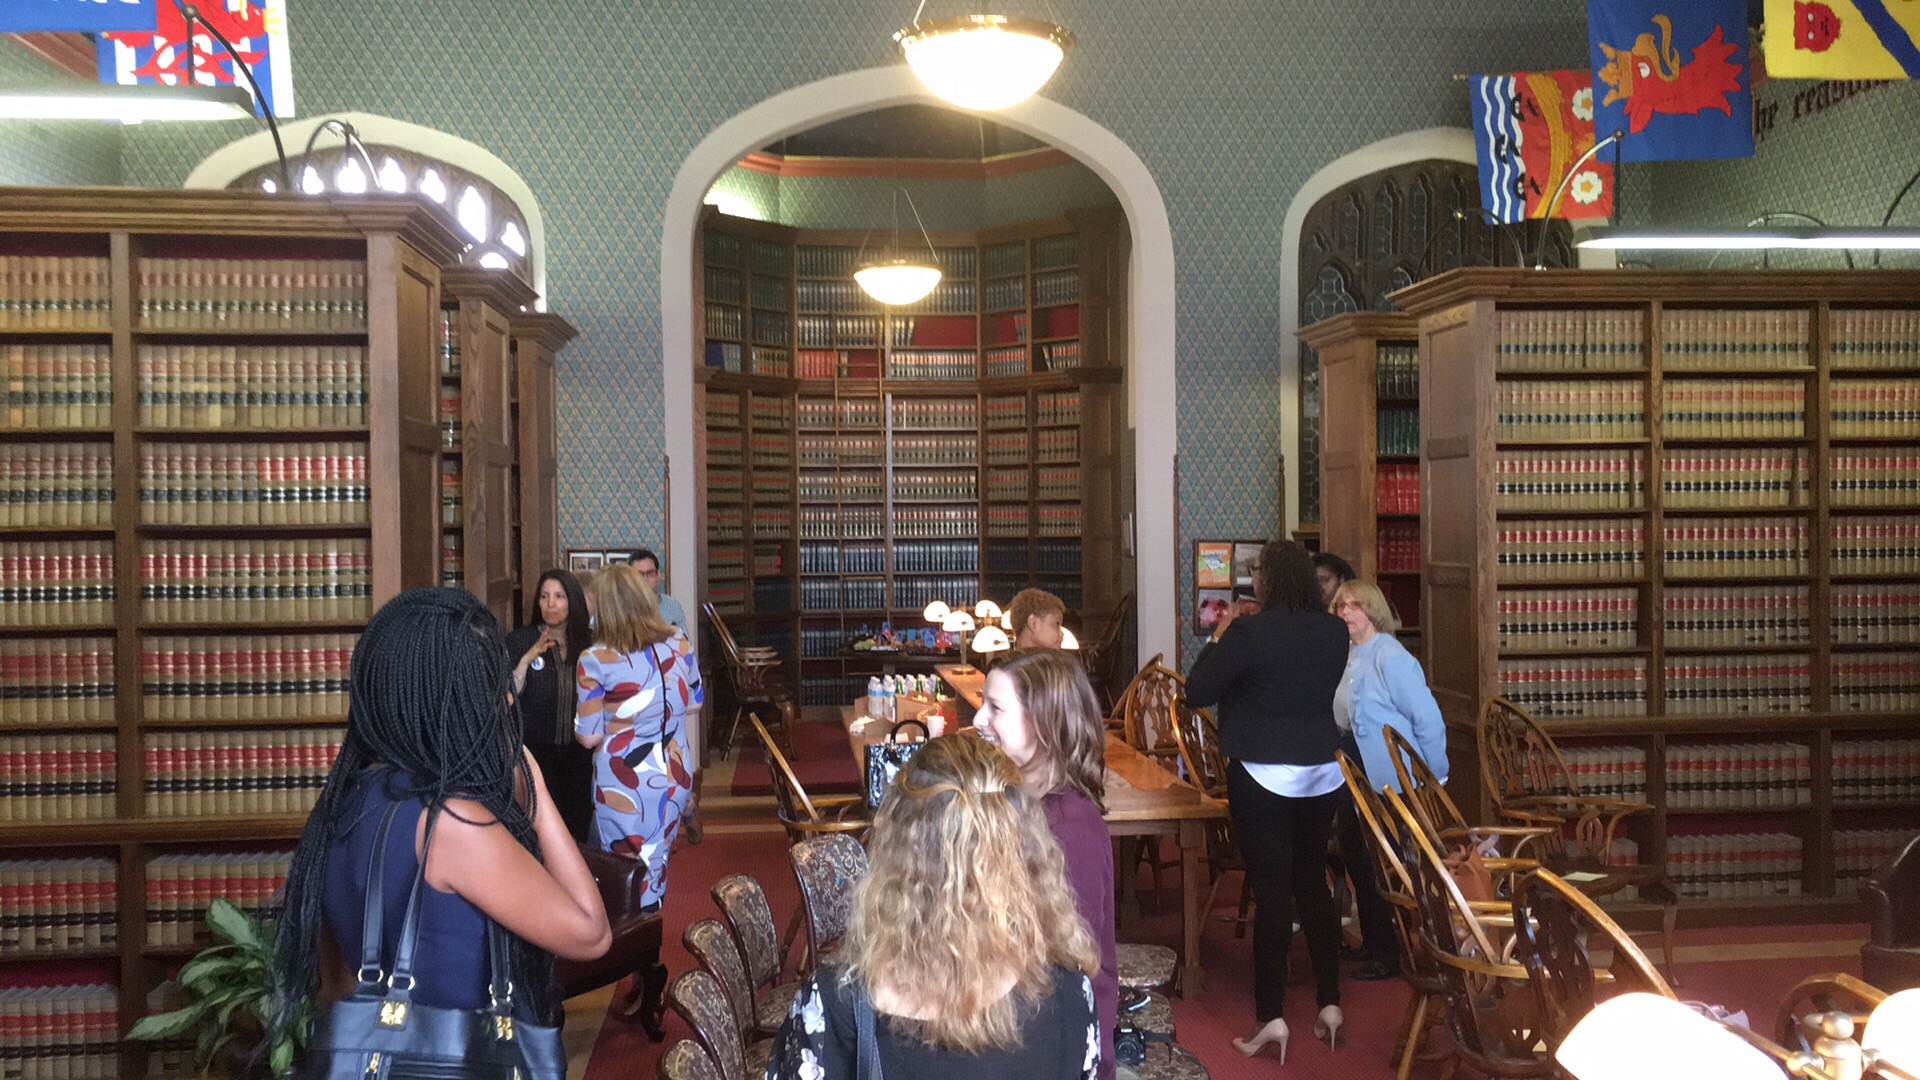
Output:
top-left (761, 105), bottom-right (1048, 160)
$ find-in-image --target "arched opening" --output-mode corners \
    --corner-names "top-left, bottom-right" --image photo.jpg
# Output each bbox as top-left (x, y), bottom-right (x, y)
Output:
top-left (662, 66), bottom-right (1178, 665)
top-left (180, 113), bottom-right (551, 304)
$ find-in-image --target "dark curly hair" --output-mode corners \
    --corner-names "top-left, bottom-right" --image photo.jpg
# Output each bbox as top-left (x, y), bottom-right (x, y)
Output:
top-left (1256, 540), bottom-right (1324, 614)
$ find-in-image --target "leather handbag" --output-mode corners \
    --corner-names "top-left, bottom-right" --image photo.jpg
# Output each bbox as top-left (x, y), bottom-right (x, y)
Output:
top-left (862, 718), bottom-right (930, 809)
top-left (299, 801), bottom-right (565, 1080)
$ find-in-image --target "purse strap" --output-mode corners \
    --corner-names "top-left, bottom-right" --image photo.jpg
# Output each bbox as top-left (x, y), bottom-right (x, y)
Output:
top-left (384, 803), bottom-right (520, 1018)
top-left (354, 798), bottom-right (407, 990)
top-left (851, 979), bottom-right (884, 1080)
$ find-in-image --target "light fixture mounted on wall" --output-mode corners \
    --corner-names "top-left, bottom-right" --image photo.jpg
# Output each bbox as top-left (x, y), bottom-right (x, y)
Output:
top-left (895, 5), bottom-right (1075, 111)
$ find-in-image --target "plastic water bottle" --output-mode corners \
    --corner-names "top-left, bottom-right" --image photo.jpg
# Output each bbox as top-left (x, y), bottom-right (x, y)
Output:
top-left (866, 677), bottom-right (882, 720)
top-left (880, 679), bottom-right (895, 722)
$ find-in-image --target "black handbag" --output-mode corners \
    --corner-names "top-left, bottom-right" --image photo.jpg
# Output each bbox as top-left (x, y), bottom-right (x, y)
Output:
top-left (300, 801), bottom-right (565, 1080)
top-left (862, 718), bottom-right (930, 809)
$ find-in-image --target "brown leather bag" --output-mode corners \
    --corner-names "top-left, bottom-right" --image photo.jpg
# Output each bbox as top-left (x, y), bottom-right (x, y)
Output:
top-left (1443, 845), bottom-right (1496, 903)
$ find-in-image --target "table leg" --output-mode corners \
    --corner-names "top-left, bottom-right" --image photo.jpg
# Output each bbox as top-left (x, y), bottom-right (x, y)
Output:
top-left (1113, 837), bottom-right (1139, 936)
top-left (1179, 819), bottom-right (1206, 1000)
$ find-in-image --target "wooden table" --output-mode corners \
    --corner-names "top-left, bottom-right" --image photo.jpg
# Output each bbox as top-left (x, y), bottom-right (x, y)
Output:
top-left (935, 663), bottom-right (985, 710)
top-left (838, 700), bottom-right (1228, 999)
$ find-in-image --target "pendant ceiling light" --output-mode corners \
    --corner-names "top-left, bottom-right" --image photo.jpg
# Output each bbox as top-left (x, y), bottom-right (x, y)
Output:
top-left (856, 189), bottom-right (944, 306)
top-left (895, 11), bottom-right (1075, 111)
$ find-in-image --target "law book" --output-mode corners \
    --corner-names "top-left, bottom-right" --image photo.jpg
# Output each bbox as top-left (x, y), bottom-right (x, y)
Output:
top-left (0, 541), bottom-right (116, 628)
top-left (0, 983), bottom-right (118, 1080)
top-left (0, 734), bottom-right (117, 821)
top-left (1661, 309), bottom-right (1810, 370)
top-left (0, 256), bottom-right (112, 330)
top-left (1662, 584), bottom-right (1811, 648)
top-left (1496, 586), bottom-right (1640, 651)
top-left (1831, 309), bottom-right (1920, 370)
top-left (141, 727), bottom-right (342, 817)
top-left (1496, 655), bottom-right (1647, 718)
top-left (139, 539), bottom-right (372, 625)
top-left (0, 637), bottom-right (115, 728)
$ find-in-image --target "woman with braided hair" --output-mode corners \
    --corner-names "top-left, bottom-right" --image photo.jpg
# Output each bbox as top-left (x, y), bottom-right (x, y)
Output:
top-left (270, 588), bottom-right (610, 1048)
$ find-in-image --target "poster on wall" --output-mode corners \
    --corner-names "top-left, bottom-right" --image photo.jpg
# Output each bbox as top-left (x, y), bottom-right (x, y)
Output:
top-left (1232, 543), bottom-right (1265, 587)
top-left (1, 0), bottom-right (157, 33)
top-left (565, 550), bottom-right (605, 575)
top-left (1195, 543), bottom-right (1232, 588)
top-left (1195, 539), bottom-right (1266, 635)
top-left (97, 0), bottom-right (296, 118)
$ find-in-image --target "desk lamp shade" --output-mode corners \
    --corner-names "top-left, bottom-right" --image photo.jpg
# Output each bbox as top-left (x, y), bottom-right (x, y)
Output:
top-left (942, 612), bottom-right (977, 635)
top-left (1060, 626), bottom-right (1080, 650)
top-left (924, 601), bottom-right (951, 624)
top-left (974, 599), bottom-right (1003, 622)
top-left (971, 626), bottom-right (1011, 655)
top-left (1866, 989), bottom-right (1920, 1075)
top-left (1557, 995), bottom-right (1788, 1080)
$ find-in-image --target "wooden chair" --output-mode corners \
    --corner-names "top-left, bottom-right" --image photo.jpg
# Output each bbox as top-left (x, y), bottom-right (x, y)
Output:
top-left (553, 844), bottom-right (668, 1041)
top-left (747, 713), bottom-right (866, 846)
top-left (1774, 972), bottom-right (1888, 1060)
top-left (1510, 867), bottom-right (1675, 1056)
top-left (702, 601), bottom-right (797, 760)
top-left (1079, 589), bottom-right (1134, 710)
top-left (1338, 751), bottom-right (1451, 1080)
top-left (711, 874), bottom-right (803, 1037)
top-left (1105, 652), bottom-right (1165, 730)
top-left (1478, 697), bottom-right (1680, 979)
top-left (1382, 724), bottom-right (1554, 862)
top-left (657, 1038), bottom-right (722, 1080)
top-left (683, 918), bottom-right (774, 1079)
top-left (1862, 831), bottom-right (1920, 991)
top-left (665, 969), bottom-right (745, 1080)
top-left (789, 833), bottom-right (869, 974)
top-left (1112, 658), bottom-right (1184, 908)
top-left (1385, 786), bottom-right (1553, 1080)
top-left (1167, 694), bottom-right (1254, 939)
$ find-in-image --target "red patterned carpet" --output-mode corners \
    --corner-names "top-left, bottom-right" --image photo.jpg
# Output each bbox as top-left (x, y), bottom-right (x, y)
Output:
top-left (577, 723), bottom-right (1869, 1080)
top-left (726, 719), bottom-right (862, 798)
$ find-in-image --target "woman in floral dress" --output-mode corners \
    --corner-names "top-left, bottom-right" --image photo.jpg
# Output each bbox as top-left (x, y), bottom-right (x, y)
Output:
top-left (574, 563), bottom-right (702, 910)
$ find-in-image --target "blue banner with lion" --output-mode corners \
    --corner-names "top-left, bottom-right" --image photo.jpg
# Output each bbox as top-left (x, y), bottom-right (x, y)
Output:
top-left (1587, 0), bottom-right (1756, 161)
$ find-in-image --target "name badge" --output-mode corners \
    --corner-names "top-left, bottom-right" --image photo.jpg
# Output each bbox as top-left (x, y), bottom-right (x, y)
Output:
top-left (531, 656), bottom-right (545, 671)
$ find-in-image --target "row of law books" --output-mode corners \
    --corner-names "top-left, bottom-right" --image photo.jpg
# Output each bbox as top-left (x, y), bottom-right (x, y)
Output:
top-left (889, 284), bottom-right (980, 318)
top-left (987, 505), bottom-right (1031, 536)
top-left (1037, 391), bottom-right (1080, 426)
top-left (1832, 584), bottom-right (1920, 645)
top-left (797, 396), bottom-right (881, 431)
top-left (141, 634), bottom-right (356, 721)
top-left (1376, 408), bottom-right (1418, 456)
top-left (0, 984), bottom-right (117, 1079)
top-left (750, 434), bottom-right (793, 469)
top-left (1037, 504), bottom-right (1083, 537)
top-left (797, 542), bottom-right (885, 576)
top-left (1494, 380), bottom-right (1645, 440)
top-left (1036, 429), bottom-right (1079, 463)
top-left (138, 442), bottom-right (368, 526)
top-left (140, 539), bottom-right (373, 624)
top-left (1662, 379), bottom-right (1806, 439)
top-left (1665, 742), bottom-right (1812, 809)
top-left (986, 469), bottom-right (1030, 501)
top-left (893, 472), bottom-right (976, 502)
top-left (1040, 341), bottom-right (1082, 371)
top-left (750, 346), bottom-right (790, 376)
top-left (1833, 738), bottom-right (1920, 804)
top-left (752, 311), bottom-right (790, 347)
top-left (985, 346), bottom-right (1027, 378)
top-left (2, 345), bottom-right (111, 427)
top-left (1831, 451), bottom-right (1920, 507)
top-left (1032, 269), bottom-right (1078, 307)
top-left (0, 857), bottom-right (116, 952)
top-left (0, 443), bottom-right (112, 529)
top-left (749, 394), bottom-right (793, 428)
top-left (1497, 656), bottom-right (1648, 718)
top-left (0, 543), bottom-right (114, 627)
top-left (1036, 467), bottom-right (1079, 501)
top-left (1376, 463), bottom-right (1420, 514)
top-left (886, 351), bottom-right (978, 381)
top-left (1664, 584), bottom-right (1810, 648)
top-left (0, 734), bottom-right (116, 821)
top-left (136, 345), bottom-right (369, 429)
top-left (1832, 654), bottom-right (1920, 713)
top-left (145, 850), bottom-right (291, 947)
top-left (1495, 309), bottom-right (1646, 371)
top-left (800, 433), bottom-right (882, 467)
top-left (986, 432), bottom-right (1029, 465)
top-left (1375, 345), bottom-right (1419, 398)
top-left (794, 279), bottom-right (878, 314)
top-left (1833, 515), bottom-right (1920, 574)
top-left (708, 390), bottom-right (743, 427)
top-left (1663, 449), bottom-right (1810, 508)
top-left (1662, 309), bottom-right (1810, 369)
top-left (1662, 519), bottom-right (1810, 579)
top-left (1377, 521), bottom-right (1420, 573)
top-left (984, 395), bottom-right (1028, 429)
top-left (892, 434), bottom-right (977, 467)
top-left (141, 728), bottom-right (341, 817)
top-left (896, 507), bottom-right (979, 539)
top-left (892, 398), bottom-right (978, 429)
top-left (1494, 449), bottom-right (1645, 511)
top-left (1558, 744), bottom-right (1647, 802)
top-left (751, 507), bottom-right (792, 540)
top-left (1838, 828), bottom-right (1920, 892)
top-left (1496, 587), bottom-right (1640, 651)
top-left (1666, 833), bottom-right (1803, 901)
top-left (135, 257), bottom-right (368, 331)
top-left (892, 575), bottom-right (983, 611)
top-left (707, 430), bottom-right (743, 468)
top-left (797, 506), bottom-right (882, 541)
top-left (0, 638), bottom-right (114, 728)
top-left (1495, 521), bottom-right (1645, 582)
top-left (0, 256), bottom-right (111, 330)
top-left (799, 472), bottom-right (883, 503)
top-left (800, 578), bottom-right (889, 612)
top-left (1832, 309), bottom-right (1920, 368)
top-left (796, 314), bottom-right (881, 348)
top-left (1830, 378), bottom-right (1920, 438)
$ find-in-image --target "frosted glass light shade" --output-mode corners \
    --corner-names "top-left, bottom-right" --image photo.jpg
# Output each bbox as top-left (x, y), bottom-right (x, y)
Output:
top-left (854, 258), bottom-right (942, 305)
top-left (924, 601), bottom-right (951, 624)
top-left (895, 15), bottom-right (1074, 111)
top-left (1061, 626), bottom-right (1080, 650)
top-left (0, 84), bottom-right (252, 122)
top-left (1557, 995), bottom-right (1787, 1080)
top-left (974, 600), bottom-right (1004, 621)
top-left (972, 626), bottom-right (1011, 654)
top-left (1866, 989), bottom-right (1920, 1074)
top-left (942, 612), bottom-right (976, 634)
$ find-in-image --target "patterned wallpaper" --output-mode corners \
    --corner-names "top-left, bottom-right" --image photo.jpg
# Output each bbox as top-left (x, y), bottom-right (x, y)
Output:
top-left (93, 0), bottom-right (1595, 657)
top-left (0, 37), bottom-right (122, 186)
top-left (704, 160), bottom-right (1117, 230)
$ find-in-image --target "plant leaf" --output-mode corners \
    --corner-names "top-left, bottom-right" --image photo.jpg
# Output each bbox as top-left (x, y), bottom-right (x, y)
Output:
top-left (128, 999), bottom-right (214, 1042)
top-left (205, 898), bottom-right (264, 950)
top-left (270, 1038), bottom-right (294, 1077)
top-left (174, 948), bottom-right (241, 992)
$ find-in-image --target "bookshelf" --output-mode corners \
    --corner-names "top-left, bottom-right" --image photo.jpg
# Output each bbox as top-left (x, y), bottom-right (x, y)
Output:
top-left (697, 208), bottom-right (1126, 711)
top-left (1396, 267), bottom-right (1920, 927)
top-left (0, 187), bottom-right (457, 1077)
top-left (1300, 312), bottom-right (1423, 647)
top-left (508, 313), bottom-right (576, 624)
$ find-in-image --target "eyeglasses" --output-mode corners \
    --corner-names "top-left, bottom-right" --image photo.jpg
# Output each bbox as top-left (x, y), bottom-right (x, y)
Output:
top-left (1335, 600), bottom-right (1366, 611)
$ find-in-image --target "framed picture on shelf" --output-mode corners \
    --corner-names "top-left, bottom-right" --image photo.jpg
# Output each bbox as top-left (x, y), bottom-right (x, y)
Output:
top-left (566, 550), bottom-right (604, 574)
top-left (603, 551), bottom-right (634, 566)
top-left (1195, 542), bottom-right (1232, 588)
top-left (1232, 542), bottom-right (1264, 587)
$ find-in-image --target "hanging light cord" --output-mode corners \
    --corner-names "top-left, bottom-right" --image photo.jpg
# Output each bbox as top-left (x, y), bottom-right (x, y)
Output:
top-left (300, 119), bottom-right (378, 191)
top-left (1874, 163), bottom-right (1920, 268)
top-left (1707, 211), bottom-right (1855, 271)
top-left (176, 0), bottom-right (288, 191)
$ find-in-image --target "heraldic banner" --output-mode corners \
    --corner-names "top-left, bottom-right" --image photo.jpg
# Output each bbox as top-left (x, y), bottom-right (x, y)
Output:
top-left (1471, 71), bottom-right (1616, 224)
top-left (1764, 0), bottom-right (1920, 79)
top-left (97, 0), bottom-right (295, 118)
top-left (1587, 0), bottom-right (1755, 161)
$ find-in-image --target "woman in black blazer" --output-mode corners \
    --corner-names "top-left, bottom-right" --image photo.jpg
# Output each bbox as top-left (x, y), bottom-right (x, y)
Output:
top-left (1186, 540), bottom-right (1349, 1062)
top-left (506, 569), bottom-right (595, 841)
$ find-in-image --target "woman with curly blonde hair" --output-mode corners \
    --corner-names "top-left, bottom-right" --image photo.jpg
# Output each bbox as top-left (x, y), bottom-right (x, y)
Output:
top-left (768, 735), bottom-right (1101, 1079)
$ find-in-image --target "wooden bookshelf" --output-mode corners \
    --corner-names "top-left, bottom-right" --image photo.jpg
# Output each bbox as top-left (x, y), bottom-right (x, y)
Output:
top-left (696, 208), bottom-right (1127, 710)
top-left (0, 188), bottom-right (459, 1076)
top-left (1395, 267), bottom-right (1920, 926)
top-left (1300, 312), bottom-right (1423, 647)
top-left (508, 313), bottom-right (575, 624)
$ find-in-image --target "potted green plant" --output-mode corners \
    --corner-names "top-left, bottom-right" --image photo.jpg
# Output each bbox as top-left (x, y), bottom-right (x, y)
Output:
top-left (129, 898), bottom-right (309, 1078)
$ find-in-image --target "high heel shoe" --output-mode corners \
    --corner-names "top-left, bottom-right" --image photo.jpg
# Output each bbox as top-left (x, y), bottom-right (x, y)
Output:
top-left (1233, 1017), bottom-right (1291, 1064)
top-left (1315, 1004), bottom-right (1345, 1050)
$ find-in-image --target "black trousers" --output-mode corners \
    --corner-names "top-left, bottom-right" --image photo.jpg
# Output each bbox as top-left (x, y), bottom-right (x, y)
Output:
top-left (1228, 760), bottom-right (1343, 1020)
top-left (1335, 791), bottom-right (1402, 968)
top-left (529, 741), bottom-right (595, 844)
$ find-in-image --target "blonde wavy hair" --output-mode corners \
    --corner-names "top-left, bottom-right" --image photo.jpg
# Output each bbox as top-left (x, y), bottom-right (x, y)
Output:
top-left (588, 563), bottom-right (674, 654)
top-left (845, 735), bottom-right (1098, 1053)
top-left (1333, 579), bottom-right (1400, 633)
top-left (989, 648), bottom-right (1107, 810)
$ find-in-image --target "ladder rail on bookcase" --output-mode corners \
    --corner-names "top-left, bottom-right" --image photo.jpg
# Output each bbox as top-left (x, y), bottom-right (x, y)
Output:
top-left (1394, 267), bottom-right (1920, 930)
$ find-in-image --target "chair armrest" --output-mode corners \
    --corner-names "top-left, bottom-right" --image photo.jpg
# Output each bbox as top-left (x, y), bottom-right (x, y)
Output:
top-left (1506, 794), bottom-right (1654, 819)
top-left (779, 812), bottom-right (870, 839)
top-left (575, 843), bottom-right (647, 917)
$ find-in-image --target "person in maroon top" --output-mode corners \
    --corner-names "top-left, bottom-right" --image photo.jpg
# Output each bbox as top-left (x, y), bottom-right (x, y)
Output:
top-left (973, 648), bottom-right (1120, 1080)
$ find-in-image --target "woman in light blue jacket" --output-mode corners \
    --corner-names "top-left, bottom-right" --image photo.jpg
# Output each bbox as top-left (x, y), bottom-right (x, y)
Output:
top-left (1330, 579), bottom-right (1447, 979)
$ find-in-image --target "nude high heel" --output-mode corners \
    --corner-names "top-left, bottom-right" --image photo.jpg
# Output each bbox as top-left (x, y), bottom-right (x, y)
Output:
top-left (1233, 1017), bottom-right (1291, 1064)
top-left (1315, 1004), bottom-right (1345, 1050)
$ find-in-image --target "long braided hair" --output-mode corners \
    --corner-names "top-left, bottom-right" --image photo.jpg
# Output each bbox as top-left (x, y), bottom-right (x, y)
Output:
top-left (270, 588), bottom-right (555, 1044)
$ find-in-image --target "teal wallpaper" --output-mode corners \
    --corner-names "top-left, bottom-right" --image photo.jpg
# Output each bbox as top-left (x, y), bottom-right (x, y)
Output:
top-left (98, 0), bottom-right (1594, 655)
top-left (705, 159), bottom-right (1119, 230)
top-left (0, 38), bottom-right (122, 186)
